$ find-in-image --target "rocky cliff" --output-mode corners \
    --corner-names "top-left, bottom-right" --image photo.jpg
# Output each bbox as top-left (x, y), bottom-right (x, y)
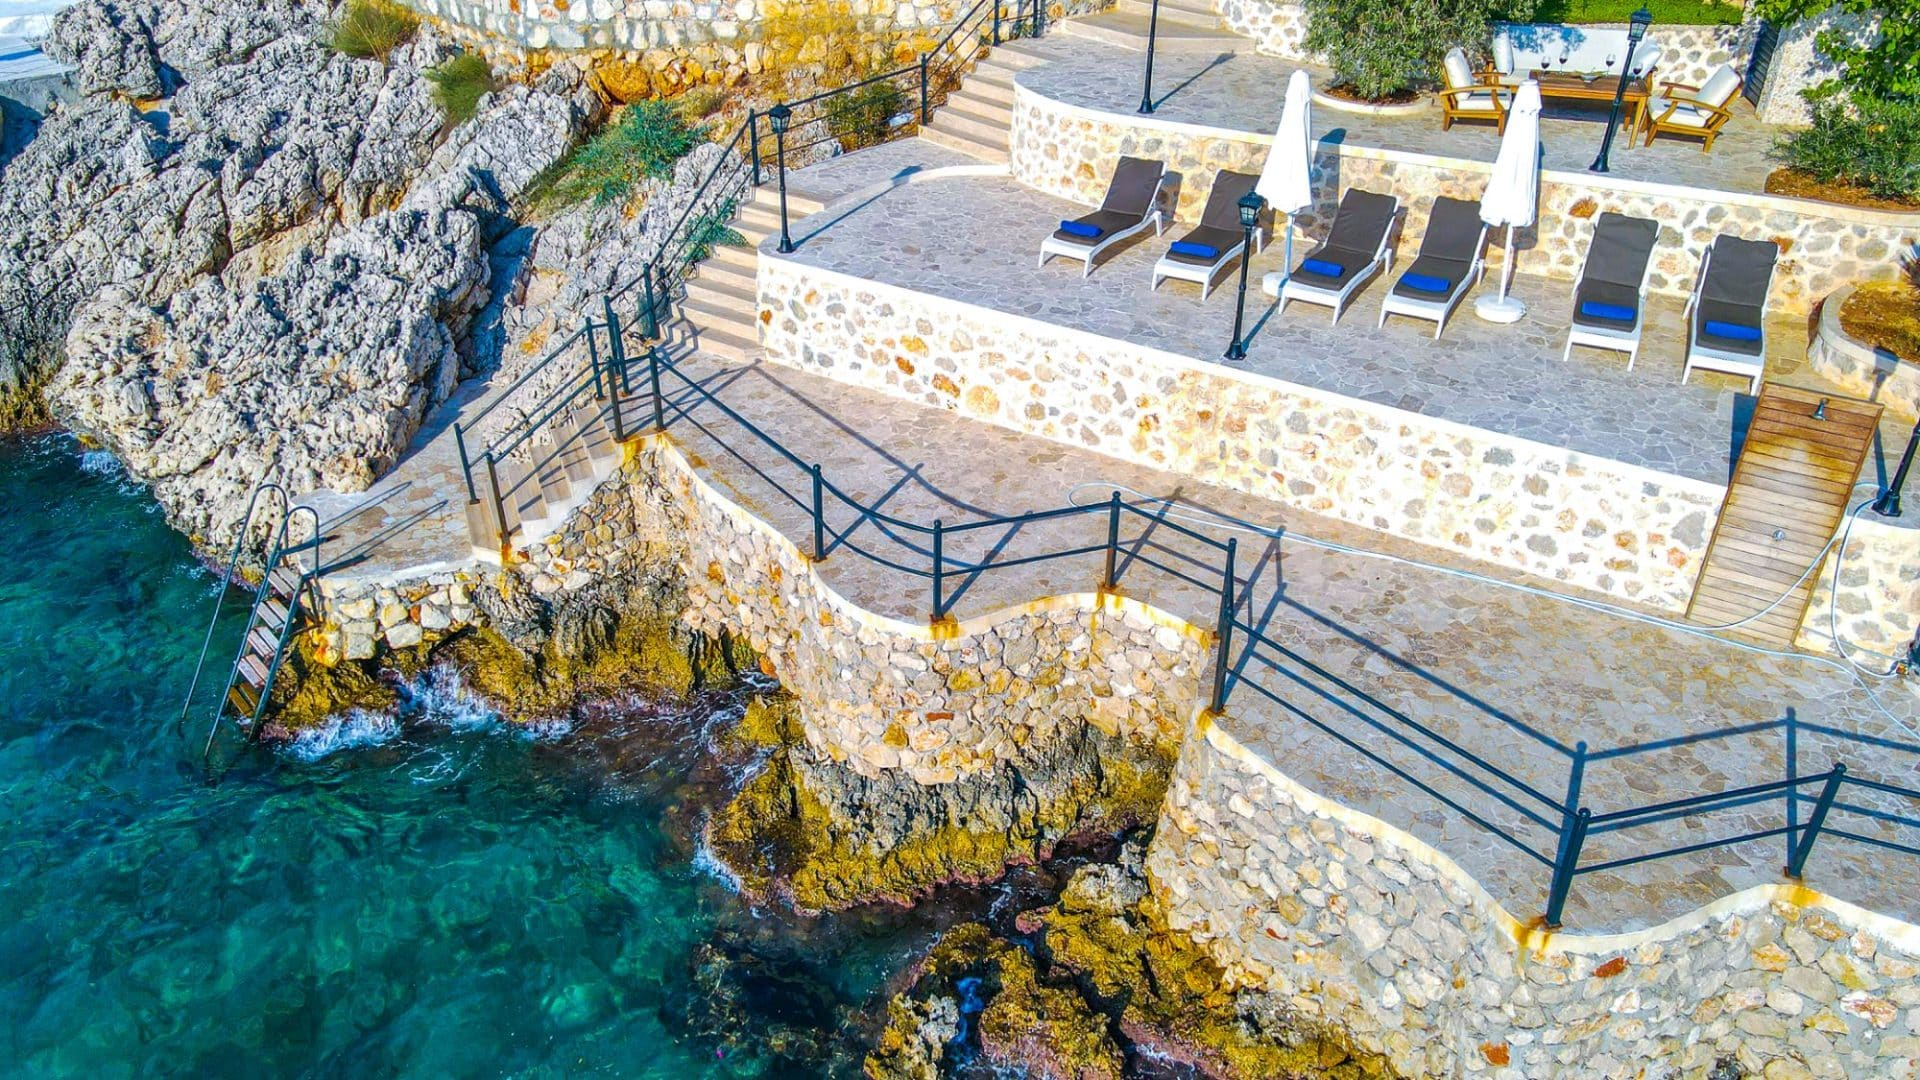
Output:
top-left (0, 0), bottom-right (610, 549)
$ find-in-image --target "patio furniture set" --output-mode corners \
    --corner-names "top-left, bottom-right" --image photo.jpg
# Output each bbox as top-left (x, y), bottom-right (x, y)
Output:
top-left (1439, 24), bottom-right (1745, 152)
top-left (1039, 160), bottom-right (1782, 393)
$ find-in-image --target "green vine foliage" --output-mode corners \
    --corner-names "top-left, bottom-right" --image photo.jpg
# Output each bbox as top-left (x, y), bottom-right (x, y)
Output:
top-left (530, 100), bottom-right (712, 210)
top-left (1301, 0), bottom-right (1537, 100)
top-left (1754, 0), bottom-right (1919, 105)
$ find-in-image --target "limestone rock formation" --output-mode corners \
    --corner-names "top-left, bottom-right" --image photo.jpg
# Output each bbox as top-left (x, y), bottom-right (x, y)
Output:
top-left (1, 0), bottom-right (606, 546)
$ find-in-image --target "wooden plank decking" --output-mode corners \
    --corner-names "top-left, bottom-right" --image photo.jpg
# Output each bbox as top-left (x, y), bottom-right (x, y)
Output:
top-left (1685, 385), bottom-right (1882, 646)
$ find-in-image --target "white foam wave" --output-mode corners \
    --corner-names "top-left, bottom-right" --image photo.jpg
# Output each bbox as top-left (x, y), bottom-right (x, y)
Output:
top-left (285, 709), bottom-right (401, 761)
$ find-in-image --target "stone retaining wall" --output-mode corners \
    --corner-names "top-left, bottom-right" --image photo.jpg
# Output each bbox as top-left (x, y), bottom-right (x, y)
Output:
top-left (1798, 513), bottom-right (1920, 668)
top-left (1149, 713), bottom-right (1920, 1079)
top-left (1008, 82), bottom-right (1918, 316)
top-left (757, 254), bottom-right (1726, 613)
top-left (318, 436), bottom-right (1210, 783)
top-left (1809, 286), bottom-right (1920, 425)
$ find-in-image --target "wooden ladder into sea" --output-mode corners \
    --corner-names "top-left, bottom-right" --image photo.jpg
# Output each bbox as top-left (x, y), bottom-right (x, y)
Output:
top-left (1685, 384), bottom-right (1883, 647)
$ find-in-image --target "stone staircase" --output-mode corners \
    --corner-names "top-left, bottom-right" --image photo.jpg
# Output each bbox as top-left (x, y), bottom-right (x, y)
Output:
top-left (667, 185), bottom-right (824, 362)
top-left (1058, 0), bottom-right (1241, 52)
top-left (919, 39), bottom-right (1051, 163)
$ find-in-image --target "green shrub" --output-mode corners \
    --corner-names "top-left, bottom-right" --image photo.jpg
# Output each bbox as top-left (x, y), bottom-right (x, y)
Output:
top-left (1301, 0), bottom-right (1536, 100)
top-left (1531, 0), bottom-right (1742, 24)
top-left (1756, 0), bottom-right (1919, 104)
top-left (327, 0), bottom-right (420, 60)
top-left (686, 200), bottom-right (747, 263)
top-left (530, 99), bottom-right (711, 210)
top-left (423, 53), bottom-right (495, 124)
top-left (1775, 96), bottom-right (1920, 201)
top-left (826, 80), bottom-right (907, 151)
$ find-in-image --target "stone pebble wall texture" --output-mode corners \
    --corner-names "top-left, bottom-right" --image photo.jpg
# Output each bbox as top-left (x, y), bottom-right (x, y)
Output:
top-left (756, 255), bottom-right (1728, 613)
top-left (1797, 514), bottom-right (1920, 668)
top-left (1809, 287), bottom-right (1920, 425)
top-left (1148, 714), bottom-right (1920, 1080)
top-left (1007, 84), bottom-right (1919, 317)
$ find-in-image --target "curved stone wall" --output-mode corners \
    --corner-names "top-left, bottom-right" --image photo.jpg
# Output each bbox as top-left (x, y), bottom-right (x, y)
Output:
top-left (1149, 713), bottom-right (1920, 1079)
top-left (1007, 79), bottom-right (1920, 317)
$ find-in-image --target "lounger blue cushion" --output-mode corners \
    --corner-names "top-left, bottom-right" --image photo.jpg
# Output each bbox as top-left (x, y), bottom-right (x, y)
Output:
top-left (1401, 272), bottom-right (1451, 294)
top-left (1059, 219), bottom-right (1103, 238)
top-left (1704, 319), bottom-right (1761, 342)
top-left (1580, 301), bottom-right (1637, 322)
top-left (1302, 258), bottom-right (1344, 277)
top-left (1171, 240), bottom-right (1220, 259)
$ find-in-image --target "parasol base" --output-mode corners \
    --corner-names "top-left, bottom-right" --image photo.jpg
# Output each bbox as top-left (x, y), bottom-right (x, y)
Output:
top-left (1261, 270), bottom-right (1289, 297)
top-left (1474, 294), bottom-right (1528, 323)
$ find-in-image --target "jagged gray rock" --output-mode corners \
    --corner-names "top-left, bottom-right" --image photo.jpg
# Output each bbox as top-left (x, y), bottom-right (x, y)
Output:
top-left (52, 201), bottom-right (489, 546)
top-left (46, 0), bottom-right (324, 98)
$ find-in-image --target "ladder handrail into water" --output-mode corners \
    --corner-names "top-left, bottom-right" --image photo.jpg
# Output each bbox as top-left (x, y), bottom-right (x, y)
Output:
top-left (177, 480), bottom-right (290, 734)
top-left (201, 504), bottom-right (321, 765)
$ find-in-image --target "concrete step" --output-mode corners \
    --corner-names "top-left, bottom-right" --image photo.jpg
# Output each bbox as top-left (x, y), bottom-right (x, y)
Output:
top-left (917, 117), bottom-right (1013, 161)
top-left (750, 185), bottom-right (826, 217)
top-left (990, 39), bottom-right (1053, 68)
top-left (680, 292), bottom-right (759, 331)
top-left (942, 93), bottom-right (1014, 128)
top-left (1057, 11), bottom-right (1241, 51)
top-left (1116, 0), bottom-right (1224, 29)
top-left (675, 318), bottom-right (759, 362)
top-left (683, 275), bottom-right (758, 311)
top-left (958, 71), bottom-right (1018, 109)
top-left (930, 102), bottom-right (1011, 144)
top-left (693, 255), bottom-right (758, 293)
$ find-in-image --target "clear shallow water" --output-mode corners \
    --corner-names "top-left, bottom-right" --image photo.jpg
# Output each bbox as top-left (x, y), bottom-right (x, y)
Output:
top-left (0, 436), bottom-right (970, 1078)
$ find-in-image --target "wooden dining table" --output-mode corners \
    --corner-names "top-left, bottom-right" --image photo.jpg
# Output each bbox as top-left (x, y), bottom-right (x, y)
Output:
top-left (1525, 70), bottom-right (1654, 142)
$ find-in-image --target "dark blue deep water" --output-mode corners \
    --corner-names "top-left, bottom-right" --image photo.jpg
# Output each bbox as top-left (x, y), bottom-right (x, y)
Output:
top-left (0, 436), bottom-right (968, 1078)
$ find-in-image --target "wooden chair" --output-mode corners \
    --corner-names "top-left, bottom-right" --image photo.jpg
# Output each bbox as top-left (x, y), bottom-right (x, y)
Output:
top-left (1643, 63), bottom-right (1742, 152)
top-left (1438, 47), bottom-right (1508, 134)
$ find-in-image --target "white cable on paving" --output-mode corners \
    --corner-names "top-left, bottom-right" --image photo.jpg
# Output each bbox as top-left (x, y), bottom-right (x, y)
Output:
top-left (1065, 482), bottom-right (1916, 736)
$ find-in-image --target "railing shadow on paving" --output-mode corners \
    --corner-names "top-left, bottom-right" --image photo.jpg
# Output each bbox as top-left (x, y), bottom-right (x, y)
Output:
top-left (467, 323), bottom-right (1920, 928)
top-left (431, 2), bottom-right (1920, 926)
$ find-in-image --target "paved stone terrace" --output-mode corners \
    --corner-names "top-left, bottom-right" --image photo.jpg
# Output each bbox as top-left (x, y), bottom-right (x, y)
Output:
top-left (655, 350), bottom-right (1920, 932)
top-left (1018, 36), bottom-right (1784, 194)
top-left (780, 171), bottom-right (1917, 492)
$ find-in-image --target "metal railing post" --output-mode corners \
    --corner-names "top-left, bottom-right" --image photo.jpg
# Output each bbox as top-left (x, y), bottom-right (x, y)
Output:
top-left (640, 264), bottom-right (660, 341)
top-left (1035, 0), bottom-right (1045, 36)
top-left (483, 450), bottom-right (508, 550)
top-left (1102, 491), bottom-right (1122, 588)
top-left (932, 519), bottom-right (946, 619)
top-left (993, 0), bottom-right (1002, 44)
top-left (648, 346), bottom-right (666, 434)
top-left (920, 54), bottom-right (931, 125)
top-left (1543, 808), bottom-right (1591, 929)
top-left (603, 295), bottom-right (630, 395)
top-left (812, 464), bottom-right (826, 560)
top-left (1542, 740), bottom-right (1589, 928)
top-left (1139, 0), bottom-right (1160, 114)
top-left (454, 423), bottom-right (477, 504)
top-left (748, 110), bottom-right (763, 186)
top-left (1209, 537), bottom-right (1237, 713)
top-left (1787, 764), bottom-right (1847, 879)
top-left (587, 318), bottom-right (607, 402)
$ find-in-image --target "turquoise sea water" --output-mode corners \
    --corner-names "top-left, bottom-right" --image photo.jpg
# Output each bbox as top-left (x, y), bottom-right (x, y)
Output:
top-left (0, 436), bottom-right (993, 1078)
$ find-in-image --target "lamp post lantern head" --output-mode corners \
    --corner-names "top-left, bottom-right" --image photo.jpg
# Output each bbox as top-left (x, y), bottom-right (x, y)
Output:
top-left (768, 103), bottom-right (792, 136)
top-left (1237, 191), bottom-right (1265, 229)
top-left (1628, 6), bottom-right (1652, 42)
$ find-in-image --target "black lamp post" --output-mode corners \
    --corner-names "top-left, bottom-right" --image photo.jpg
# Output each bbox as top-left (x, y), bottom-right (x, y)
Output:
top-left (1138, 0), bottom-right (1161, 114)
top-left (1873, 420), bottom-right (1917, 518)
top-left (768, 103), bottom-right (795, 254)
top-left (1224, 191), bottom-right (1265, 361)
top-left (1590, 6), bottom-right (1652, 174)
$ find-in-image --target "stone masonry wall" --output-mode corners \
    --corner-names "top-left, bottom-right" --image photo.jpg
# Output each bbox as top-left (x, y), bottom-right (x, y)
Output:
top-left (1798, 513), bottom-right (1920, 668)
top-left (757, 255), bottom-right (1726, 614)
top-left (1149, 713), bottom-right (1920, 1079)
top-left (1008, 84), bottom-right (1919, 317)
top-left (316, 436), bottom-right (1212, 783)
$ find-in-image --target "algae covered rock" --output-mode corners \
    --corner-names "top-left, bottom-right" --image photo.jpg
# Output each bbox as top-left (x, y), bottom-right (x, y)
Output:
top-left (865, 923), bottom-right (1122, 1080)
top-left (708, 712), bottom-right (1174, 914)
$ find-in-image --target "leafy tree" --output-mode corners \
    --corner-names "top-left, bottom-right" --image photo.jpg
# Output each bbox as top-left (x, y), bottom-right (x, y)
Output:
top-left (1302, 0), bottom-right (1537, 100)
top-left (1754, 0), bottom-right (1918, 104)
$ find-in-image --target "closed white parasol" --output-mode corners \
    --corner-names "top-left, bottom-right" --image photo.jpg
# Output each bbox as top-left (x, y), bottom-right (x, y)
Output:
top-left (1474, 79), bottom-right (1542, 323)
top-left (1257, 69), bottom-right (1314, 295)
